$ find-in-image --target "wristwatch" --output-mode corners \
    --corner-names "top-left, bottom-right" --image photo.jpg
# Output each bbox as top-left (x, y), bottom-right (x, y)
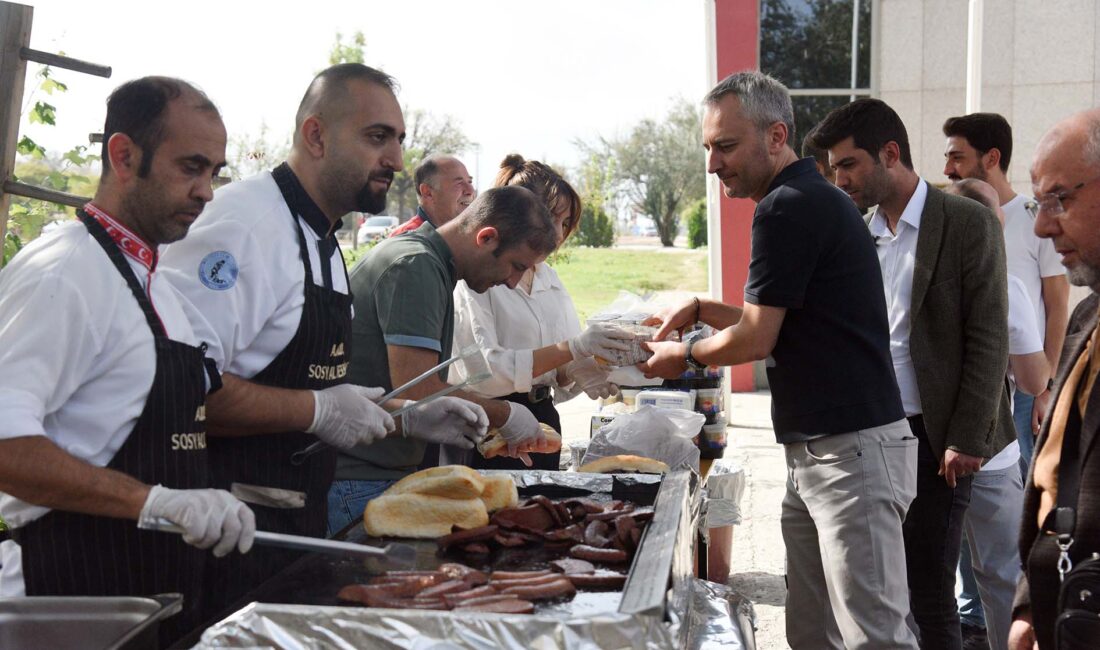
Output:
top-left (684, 339), bottom-right (707, 373)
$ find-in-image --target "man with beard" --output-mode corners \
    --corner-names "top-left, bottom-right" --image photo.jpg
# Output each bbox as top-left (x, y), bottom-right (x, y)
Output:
top-left (327, 185), bottom-right (563, 533)
top-left (641, 72), bottom-right (915, 649)
top-left (1010, 107), bottom-right (1100, 650)
top-left (811, 99), bottom-right (1013, 650)
top-left (0, 77), bottom-right (254, 646)
top-left (159, 64), bottom-right (487, 614)
top-left (388, 154), bottom-right (475, 236)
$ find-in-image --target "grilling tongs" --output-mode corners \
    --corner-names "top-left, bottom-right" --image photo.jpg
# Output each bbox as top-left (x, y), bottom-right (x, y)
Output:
top-left (144, 518), bottom-right (417, 566)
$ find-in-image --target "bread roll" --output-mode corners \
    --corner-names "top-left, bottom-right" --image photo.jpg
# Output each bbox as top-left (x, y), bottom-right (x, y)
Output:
top-left (478, 475), bottom-right (519, 512)
top-left (363, 493), bottom-right (489, 538)
top-left (386, 464), bottom-right (486, 499)
top-left (578, 454), bottom-right (670, 475)
top-left (477, 424), bottom-right (561, 459)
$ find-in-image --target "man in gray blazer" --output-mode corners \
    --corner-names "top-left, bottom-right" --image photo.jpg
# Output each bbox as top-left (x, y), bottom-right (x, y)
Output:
top-left (812, 99), bottom-right (1013, 650)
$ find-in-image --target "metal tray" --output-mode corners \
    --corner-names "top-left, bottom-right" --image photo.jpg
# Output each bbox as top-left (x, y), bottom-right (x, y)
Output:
top-left (0, 593), bottom-right (182, 650)
top-left (191, 470), bottom-right (702, 649)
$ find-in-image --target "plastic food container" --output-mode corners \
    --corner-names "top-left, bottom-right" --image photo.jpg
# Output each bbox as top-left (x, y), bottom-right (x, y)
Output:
top-left (637, 389), bottom-right (694, 411)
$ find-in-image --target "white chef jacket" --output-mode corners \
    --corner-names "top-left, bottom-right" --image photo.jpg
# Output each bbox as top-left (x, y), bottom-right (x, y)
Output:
top-left (869, 179), bottom-right (928, 417)
top-left (159, 170), bottom-right (349, 378)
top-left (1003, 194), bottom-right (1064, 337)
top-left (0, 211), bottom-right (199, 595)
top-left (451, 262), bottom-right (583, 401)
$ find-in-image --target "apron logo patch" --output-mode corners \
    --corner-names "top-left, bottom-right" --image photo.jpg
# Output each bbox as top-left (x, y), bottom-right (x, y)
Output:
top-left (171, 432), bottom-right (207, 450)
top-left (330, 343), bottom-right (345, 357)
top-left (198, 251), bottom-right (238, 291)
top-left (194, 405), bottom-right (206, 422)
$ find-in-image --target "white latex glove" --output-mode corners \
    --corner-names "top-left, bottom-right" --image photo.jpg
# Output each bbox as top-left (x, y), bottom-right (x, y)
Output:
top-left (497, 402), bottom-right (546, 467)
top-left (568, 322), bottom-right (634, 360)
top-left (306, 385), bottom-right (395, 449)
top-left (138, 485), bottom-right (256, 557)
top-left (565, 357), bottom-right (620, 400)
top-left (401, 397), bottom-right (490, 449)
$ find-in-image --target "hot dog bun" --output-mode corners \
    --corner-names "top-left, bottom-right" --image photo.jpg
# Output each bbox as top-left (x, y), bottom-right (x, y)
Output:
top-left (477, 423), bottom-right (561, 459)
top-left (363, 493), bottom-right (489, 538)
top-left (386, 464), bottom-right (486, 499)
top-left (478, 475), bottom-right (519, 512)
top-left (578, 454), bottom-right (669, 475)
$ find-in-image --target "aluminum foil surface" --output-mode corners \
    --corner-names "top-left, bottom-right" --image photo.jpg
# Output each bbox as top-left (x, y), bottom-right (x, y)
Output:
top-left (192, 603), bottom-right (675, 650)
top-left (479, 469), bottom-right (662, 494)
top-left (681, 578), bottom-right (756, 650)
top-left (699, 458), bottom-right (746, 532)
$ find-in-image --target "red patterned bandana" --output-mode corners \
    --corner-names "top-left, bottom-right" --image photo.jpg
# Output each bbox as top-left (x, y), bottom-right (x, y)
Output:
top-left (83, 202), bottom-right (157, 271)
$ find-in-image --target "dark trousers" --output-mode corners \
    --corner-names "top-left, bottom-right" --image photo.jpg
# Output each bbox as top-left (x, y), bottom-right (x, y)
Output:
top-left (903, 415), bottom-right (973, 650)
top-left (469, 392), bottom-right (561, 471)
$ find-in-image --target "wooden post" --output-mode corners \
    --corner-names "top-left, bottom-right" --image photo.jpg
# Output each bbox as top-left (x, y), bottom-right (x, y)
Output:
top-left (0, 1), bottom-right (33, 266)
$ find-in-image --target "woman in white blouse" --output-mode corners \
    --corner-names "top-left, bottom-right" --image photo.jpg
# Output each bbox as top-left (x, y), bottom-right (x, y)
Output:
top-left (453, 155), bottom-right (619, 470)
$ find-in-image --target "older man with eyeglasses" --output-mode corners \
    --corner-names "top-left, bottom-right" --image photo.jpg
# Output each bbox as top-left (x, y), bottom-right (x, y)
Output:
top-left (1010, 108), bottom-right (1100, 650)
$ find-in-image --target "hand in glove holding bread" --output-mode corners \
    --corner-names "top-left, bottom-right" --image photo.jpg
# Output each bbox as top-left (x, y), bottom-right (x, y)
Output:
top-left (564, 357), bottom-right (619, 400)
top-left (138, 485), bottom-right (256, 557)
top-left (567, 322), bottom-right (634, 360)
top-left (497, 402), bottom-right (553, 467)
top-left (306, 385), bottom-right (395, 449)
top-left (401, 397), bottom-right (489, 449)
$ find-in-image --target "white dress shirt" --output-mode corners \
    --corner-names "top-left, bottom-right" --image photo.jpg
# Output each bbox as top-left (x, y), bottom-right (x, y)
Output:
top-left (0, 215), bottom-right (199, 595)
top-left (869, 179), bottom-right (928, 417)
top-left (1002, 194), bottom-right (1064, 337)
top-left (451, 262), bottom-right (582, 400)
top-left (159, 171), bottom-right (349, 378)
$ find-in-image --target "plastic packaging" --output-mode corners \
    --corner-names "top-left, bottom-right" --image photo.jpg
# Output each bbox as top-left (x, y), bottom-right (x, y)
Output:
top-left (583, 405), bottom-right (704, 472)
top-left (638, 389), bottom-right (695, 411)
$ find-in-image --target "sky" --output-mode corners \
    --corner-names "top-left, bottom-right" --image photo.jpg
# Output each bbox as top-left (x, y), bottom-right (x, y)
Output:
top-left (18, 0), bottom-right (710, 187)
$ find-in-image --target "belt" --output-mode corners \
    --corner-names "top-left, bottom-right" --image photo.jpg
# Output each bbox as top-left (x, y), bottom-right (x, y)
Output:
top-left (528, 385), bottom-right (552, 403)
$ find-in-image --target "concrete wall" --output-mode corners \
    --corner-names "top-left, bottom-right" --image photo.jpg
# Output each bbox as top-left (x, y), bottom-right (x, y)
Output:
top-left (877, 0), bottom-right (1100, 196)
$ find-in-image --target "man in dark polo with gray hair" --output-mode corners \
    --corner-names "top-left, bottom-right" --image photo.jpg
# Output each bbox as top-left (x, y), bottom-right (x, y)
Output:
top-left (641, 71), bottom-right (915, 649)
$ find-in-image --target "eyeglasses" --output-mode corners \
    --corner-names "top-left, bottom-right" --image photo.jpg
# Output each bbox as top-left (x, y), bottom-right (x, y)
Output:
top-left (1034, 174), bottom-right (1100, 216)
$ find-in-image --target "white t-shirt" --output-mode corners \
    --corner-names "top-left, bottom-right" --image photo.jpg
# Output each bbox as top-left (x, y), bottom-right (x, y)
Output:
top-left (982, 275), bottom-right (1044, 472)
top-left (0, 217), bottom-right (199, 594)
top-left (451, 262), bottom-right (583, 401)
top-left (1003, 194), bottom-right (1064, 337)
top-left (159, 171), bottom-right (349, 378)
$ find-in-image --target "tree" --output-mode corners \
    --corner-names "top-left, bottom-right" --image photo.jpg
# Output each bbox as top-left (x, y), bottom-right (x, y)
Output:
top-left (569, 152), bottom-right (616, 248)
top-left (607, 99), bottom-right (706, 247)
top-left (4, 65), bottom-right (100, 266)
top-left (684, 197), bottom-right (708, 249)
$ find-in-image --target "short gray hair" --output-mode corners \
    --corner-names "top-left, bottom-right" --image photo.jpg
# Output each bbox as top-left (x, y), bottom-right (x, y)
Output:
top-left (1085, 112), bottom-right (1100, 167)
top-left (704, 71), bottom-right (796, 143)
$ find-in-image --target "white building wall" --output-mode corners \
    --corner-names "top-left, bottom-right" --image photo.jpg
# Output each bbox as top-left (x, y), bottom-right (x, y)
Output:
top-left (877, 0), bottom-right (1100, 196)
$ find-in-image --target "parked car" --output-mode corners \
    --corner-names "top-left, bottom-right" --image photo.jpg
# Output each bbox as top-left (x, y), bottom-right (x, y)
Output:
top-left (634, 217), bottom-right (658, 238)
top-left (356, 215), bottom-right (399, 244)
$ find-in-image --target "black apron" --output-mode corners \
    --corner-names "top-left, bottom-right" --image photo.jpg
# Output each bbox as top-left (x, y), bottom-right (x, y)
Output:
top-left (13, 210), bottom-right (217, 647)
top-left (470, 392), bottom-right (562, 471)
top-left (203, 165), bottom-right (353, 613)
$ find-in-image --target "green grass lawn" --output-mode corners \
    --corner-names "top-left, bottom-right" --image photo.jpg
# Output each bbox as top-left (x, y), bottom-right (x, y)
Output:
top-left (551, 247), bottom-right (709, 322)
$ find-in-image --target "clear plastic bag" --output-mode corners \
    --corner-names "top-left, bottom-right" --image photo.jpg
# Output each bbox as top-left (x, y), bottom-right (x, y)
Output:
top-left (581, 405), bottom-right (703, 472)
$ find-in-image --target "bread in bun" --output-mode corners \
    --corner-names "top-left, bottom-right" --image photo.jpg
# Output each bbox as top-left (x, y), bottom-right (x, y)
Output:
top-left (578, 454), bottom-right (670, 475)
top-left (386, 464), bottom-right (486, 499)
top-left (363, 492), bottom-right (489, 538)
top-left (477, 423), bottom-right (561, 459)
top-left (478, 474), bottom-right (519, 512)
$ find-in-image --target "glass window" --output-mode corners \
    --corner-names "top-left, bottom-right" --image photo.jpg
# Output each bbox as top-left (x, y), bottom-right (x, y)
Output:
top-left (760, 0), bottom-right (872, 90)
top-left (760, 0), bottom-right (873, 144)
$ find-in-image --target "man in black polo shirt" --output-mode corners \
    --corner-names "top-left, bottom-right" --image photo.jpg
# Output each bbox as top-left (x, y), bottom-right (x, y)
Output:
top-left (642, 71), bottom-right (916, 649)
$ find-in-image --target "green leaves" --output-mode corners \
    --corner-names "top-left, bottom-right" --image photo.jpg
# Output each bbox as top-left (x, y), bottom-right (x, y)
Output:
top-left (40, 78), bottom-right (68, 95)
top-left (17, 136), bottom-right (46, 158)
top-left (30, 101), bottom-right (56, 126)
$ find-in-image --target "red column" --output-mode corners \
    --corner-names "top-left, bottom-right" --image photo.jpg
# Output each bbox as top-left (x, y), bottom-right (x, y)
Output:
top-left (714, 0), bottom-right (760, 391)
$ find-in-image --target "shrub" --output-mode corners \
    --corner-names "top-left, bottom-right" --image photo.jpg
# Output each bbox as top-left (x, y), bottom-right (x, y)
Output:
top-left (573, 201), bottom-right (615, 248)
top-left (684, 198), bottom-right (707, 249)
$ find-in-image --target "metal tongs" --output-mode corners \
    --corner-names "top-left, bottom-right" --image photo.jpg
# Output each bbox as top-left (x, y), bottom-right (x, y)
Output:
top-left (289, 345), bottom-right (492, 466)
top-left (145, 518), bottom-right (417, 566)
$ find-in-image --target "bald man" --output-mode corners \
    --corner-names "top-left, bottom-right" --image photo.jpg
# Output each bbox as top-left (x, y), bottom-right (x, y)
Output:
top-left (389, 154), bottom-right (475, 236)
top-left (1010, 108), bottom-right (1100, 650)
top-left (159, 64), bottom-right (488, 613)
